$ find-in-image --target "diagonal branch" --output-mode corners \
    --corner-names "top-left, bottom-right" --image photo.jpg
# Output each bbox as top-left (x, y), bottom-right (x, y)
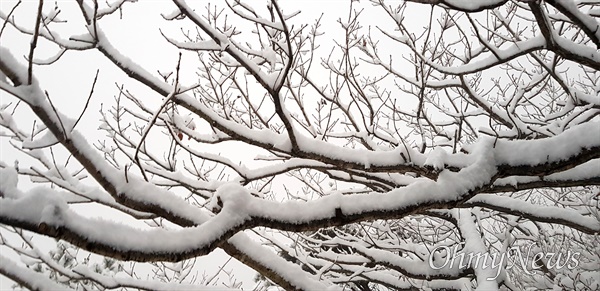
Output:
top-left (546, 0), bottom-right (600, 49)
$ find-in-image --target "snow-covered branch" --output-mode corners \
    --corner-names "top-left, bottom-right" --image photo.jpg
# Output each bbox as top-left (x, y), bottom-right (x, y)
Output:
top-left (1, 0), bottom-right (599, 289)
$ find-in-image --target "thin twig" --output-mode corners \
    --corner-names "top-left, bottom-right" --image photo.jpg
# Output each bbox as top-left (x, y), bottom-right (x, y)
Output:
top-left (0, 0), bottom-right (21, 39)
top-left (205, 257), bottom-right (233, 286)
top-left (44, 90), bottom-right (67, 140)
top-left (28, 0), bottom-right (44, 85)
top-left (133, 52), bottom-right (183, 182)
top-left (10, 100), bottom-right (21, 116)
top-left (73, 69), bottom-right (100, 129)
top-left (49, 147), bottom-right (65, 180)
top-left (92, 0), bottom-right (99, 39)
top-left (30, 120), bottom-right (36, 142)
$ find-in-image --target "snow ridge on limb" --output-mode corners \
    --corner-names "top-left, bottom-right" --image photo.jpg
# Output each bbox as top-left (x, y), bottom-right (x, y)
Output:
top-left (456, 209), bottom-right (500, 291)
top-left (72, 265), bottom-right (240, 290)
top-left (1, 128), bottom-right (596, 263)
top-left (0, 255), bottom-right (66, 291)
top-left (403, 0), bottom-right (508, 12)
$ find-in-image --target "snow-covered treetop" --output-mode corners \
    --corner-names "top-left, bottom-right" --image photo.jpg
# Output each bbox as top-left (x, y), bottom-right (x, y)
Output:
top-left (1, 0), bottom-right (598, 290)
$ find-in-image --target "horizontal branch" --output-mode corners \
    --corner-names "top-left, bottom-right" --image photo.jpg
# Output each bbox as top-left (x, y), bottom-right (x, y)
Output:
top-left (404, 0), bottom-right (508, 12)
top-left (463, 194), bottom-right (599, 234)
top-left (321, 243), bottom-right (474, 280)
top-left (488, 159), bottom-right (600, 193)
